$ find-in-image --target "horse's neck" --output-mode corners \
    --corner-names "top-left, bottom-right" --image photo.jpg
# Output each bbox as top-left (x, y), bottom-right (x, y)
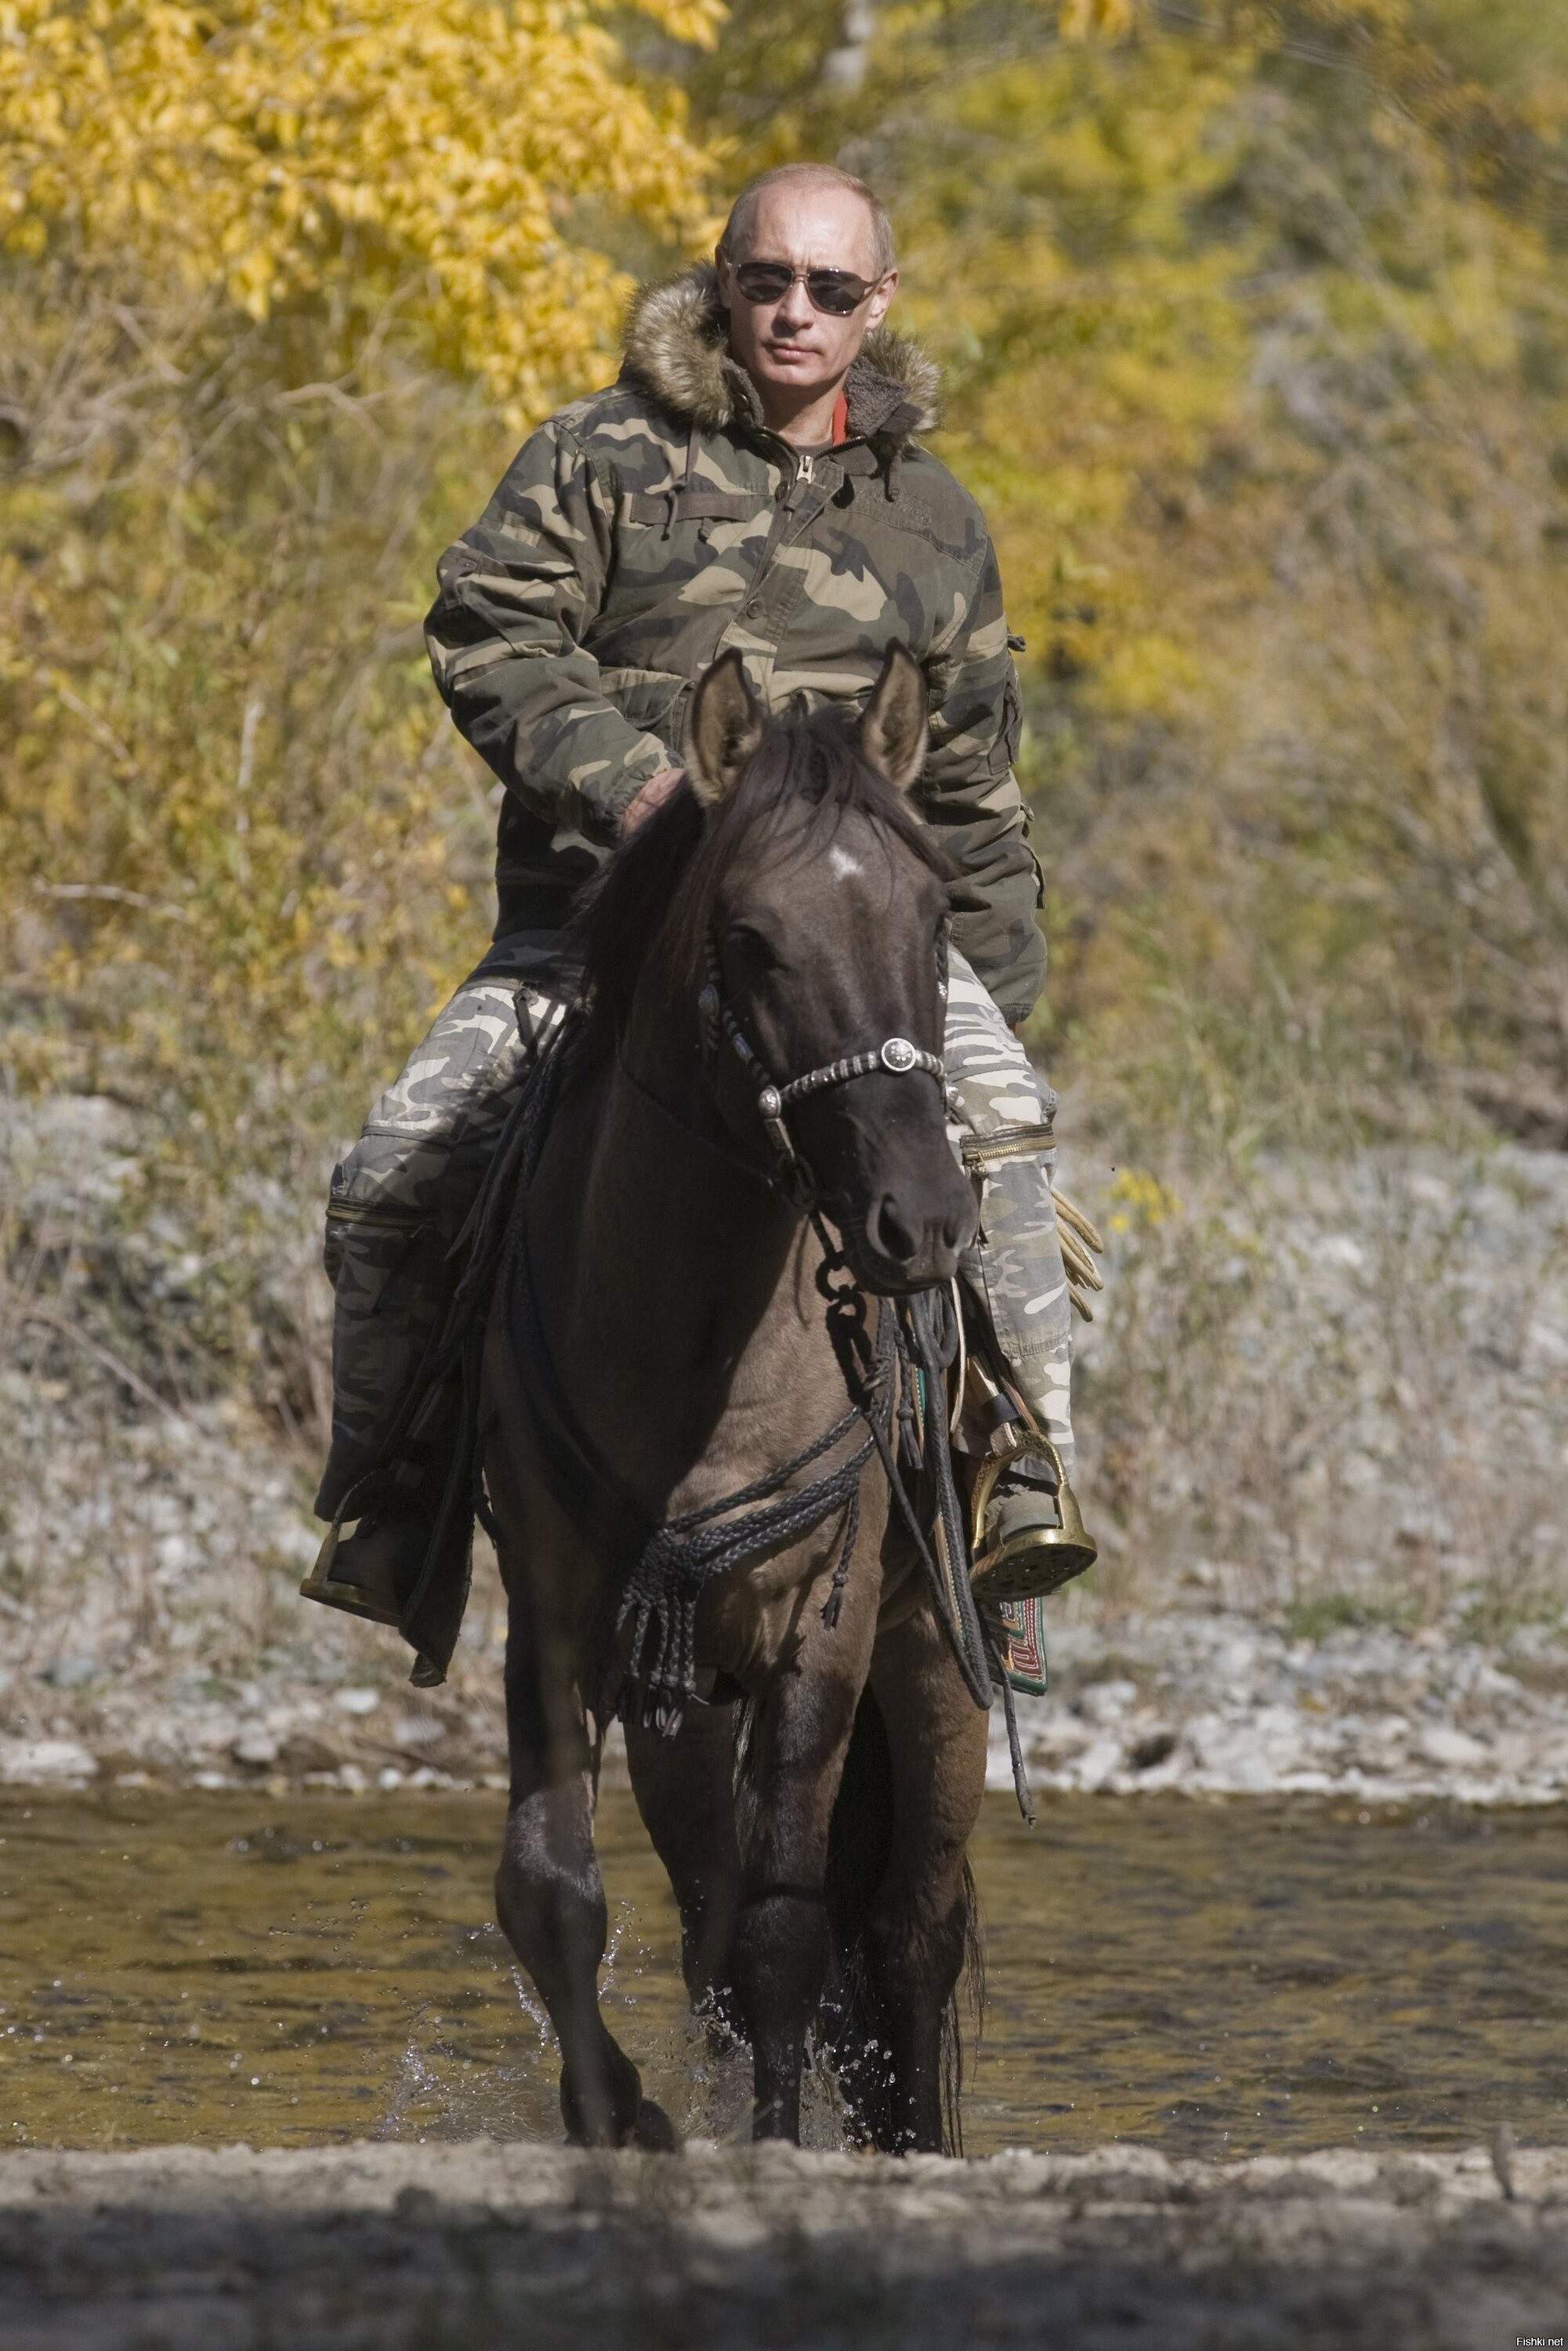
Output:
top-left (525, 1002), bottom-right (838, 1500)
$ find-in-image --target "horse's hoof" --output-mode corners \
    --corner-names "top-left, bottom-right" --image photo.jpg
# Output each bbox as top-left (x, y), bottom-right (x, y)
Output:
top-left (631, 2099), bottom-right (679, 2153)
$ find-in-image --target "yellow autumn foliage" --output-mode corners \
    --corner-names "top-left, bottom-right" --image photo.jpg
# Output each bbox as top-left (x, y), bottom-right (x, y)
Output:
top-left (1057, 0), bottom-right (1140, 38)
top-left (755, 0), bottom-right (1568, 1155)
top-left (5, 0), bottom-right (1568, 1426)
top-left (1105, 1168), bottom-right (1181, 1234)
top-left (0, 0), bottom-right (727, 1410)
top-left (0, 0), bottom-right (721, 421)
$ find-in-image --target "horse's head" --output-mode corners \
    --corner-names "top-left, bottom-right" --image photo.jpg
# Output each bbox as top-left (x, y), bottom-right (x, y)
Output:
top-left (683, 646), bottom-right (978, 1294)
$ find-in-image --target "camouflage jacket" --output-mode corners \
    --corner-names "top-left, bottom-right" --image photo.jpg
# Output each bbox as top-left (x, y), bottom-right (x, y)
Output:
top-left (425, 267), bottom-right (1046, 1021)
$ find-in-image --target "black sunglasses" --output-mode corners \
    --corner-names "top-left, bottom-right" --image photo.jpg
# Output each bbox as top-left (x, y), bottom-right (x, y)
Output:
top-left (730, 261), bottom-right (879, 317)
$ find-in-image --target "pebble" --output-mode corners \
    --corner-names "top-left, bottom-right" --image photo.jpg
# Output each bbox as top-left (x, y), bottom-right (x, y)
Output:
top-left (0, 1737), bottom-right (98, 1785)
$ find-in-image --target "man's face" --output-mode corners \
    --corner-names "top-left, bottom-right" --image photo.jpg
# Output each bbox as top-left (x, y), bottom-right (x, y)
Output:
top-left (717, 183), bottom-right (897, 410)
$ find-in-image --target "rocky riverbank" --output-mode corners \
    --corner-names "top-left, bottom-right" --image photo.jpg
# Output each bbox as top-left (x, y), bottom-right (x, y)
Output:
top-left (0, 2138), bottom-right (1561, 2350)
top-left (5, 1098), bottom-right (1568, 1805)
top-left (1000, 1607), bottom-right (1568, 1806)
top-left (5, 1588), bottom-right (1567, 1811)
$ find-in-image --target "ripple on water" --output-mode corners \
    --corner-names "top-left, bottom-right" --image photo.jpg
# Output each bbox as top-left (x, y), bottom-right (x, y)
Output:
top-left (1, 1791), bottom-right (1565, 2154)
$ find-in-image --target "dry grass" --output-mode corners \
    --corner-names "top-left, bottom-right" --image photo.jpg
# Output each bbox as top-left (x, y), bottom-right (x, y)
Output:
top-left (1061, 1133), bottom-right (1568, 1640)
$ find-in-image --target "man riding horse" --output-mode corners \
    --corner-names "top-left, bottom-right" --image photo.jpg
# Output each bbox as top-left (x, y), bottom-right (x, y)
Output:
top-left (303, 162), bottom-right (1087, 1650)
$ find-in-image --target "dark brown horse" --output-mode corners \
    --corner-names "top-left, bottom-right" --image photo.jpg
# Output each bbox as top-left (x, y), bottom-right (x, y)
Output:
top-left (480, 646), bottom-right (990, 2153)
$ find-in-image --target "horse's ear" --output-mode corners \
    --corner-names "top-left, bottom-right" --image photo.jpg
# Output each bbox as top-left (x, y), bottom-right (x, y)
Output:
top-left (687, 650), bottom-right (766, 806)
top-left (860, 644), bottom-right (929, 794)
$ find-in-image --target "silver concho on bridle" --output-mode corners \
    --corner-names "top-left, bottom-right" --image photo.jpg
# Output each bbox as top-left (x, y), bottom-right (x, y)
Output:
top-left (700, 940), bottom-right (958, 1197)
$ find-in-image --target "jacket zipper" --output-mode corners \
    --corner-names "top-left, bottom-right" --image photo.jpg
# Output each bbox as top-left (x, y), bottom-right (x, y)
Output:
top-left (958, 1119), bottom-right (1058, 1172)
top-left (779, 447), bottom-right (815, 516)
top-left (745, 445), bottom-right (824, 605)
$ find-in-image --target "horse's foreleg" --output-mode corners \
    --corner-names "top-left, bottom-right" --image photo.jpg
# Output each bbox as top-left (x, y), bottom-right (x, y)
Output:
top-left (492, 1561), bottom-right (675, 2150)
top-left (496, 1775), bottom-right (658, 2146)
top-left (625, 1697), bottom-right (742, 2023)
top-left (733, 1657), bottom-right (869, 2143)
top-left (865, 1604), bottom-right (990, 2154)
top-left (733, 1885), bottom-right (831, 2141)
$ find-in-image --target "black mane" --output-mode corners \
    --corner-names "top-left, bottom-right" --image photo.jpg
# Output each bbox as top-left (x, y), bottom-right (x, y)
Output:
top-left (568, 703), bottom-right (954, 1044)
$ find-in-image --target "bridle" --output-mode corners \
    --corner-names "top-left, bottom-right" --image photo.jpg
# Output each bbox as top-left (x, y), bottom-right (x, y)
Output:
top-left (697, 933), bottom-right (958, 1208)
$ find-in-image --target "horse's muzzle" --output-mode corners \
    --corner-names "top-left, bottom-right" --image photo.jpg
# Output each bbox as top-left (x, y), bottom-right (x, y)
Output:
top-left (839, 1183), bottom-right (976, 1295)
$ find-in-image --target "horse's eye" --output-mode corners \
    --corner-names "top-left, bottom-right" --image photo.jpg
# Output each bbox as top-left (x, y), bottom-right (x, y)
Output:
top-left (726, 925), bottom-right (784, 975)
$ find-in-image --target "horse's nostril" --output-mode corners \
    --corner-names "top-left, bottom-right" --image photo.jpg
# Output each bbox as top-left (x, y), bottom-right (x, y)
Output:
top-left (868, 1198), bottom-right (969, 1283)
top-left (871, 1197), bottom-right (921, 1266)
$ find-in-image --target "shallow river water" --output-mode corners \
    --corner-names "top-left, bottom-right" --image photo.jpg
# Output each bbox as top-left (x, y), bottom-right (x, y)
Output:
top-left (2, 1790), bottom-right (1564, 2157)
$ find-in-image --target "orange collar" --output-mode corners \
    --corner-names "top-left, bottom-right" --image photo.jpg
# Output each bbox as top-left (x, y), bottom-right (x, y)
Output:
top-left (831, 388), bottom-right (849, 446)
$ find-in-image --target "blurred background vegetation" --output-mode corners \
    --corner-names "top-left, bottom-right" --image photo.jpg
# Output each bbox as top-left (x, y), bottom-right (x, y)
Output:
top-left (5, 0), bottom-right (1568, 1648)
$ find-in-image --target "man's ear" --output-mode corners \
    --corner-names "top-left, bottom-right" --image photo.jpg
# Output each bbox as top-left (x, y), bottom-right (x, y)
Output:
top-left (860, 643), bottom-right (929, 793)
top-left (688, 649), bottom-right (766, 806)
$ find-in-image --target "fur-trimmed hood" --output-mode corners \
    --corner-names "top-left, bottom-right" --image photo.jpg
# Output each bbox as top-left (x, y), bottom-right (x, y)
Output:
top-left (620, 264), bottom-right (940, 447)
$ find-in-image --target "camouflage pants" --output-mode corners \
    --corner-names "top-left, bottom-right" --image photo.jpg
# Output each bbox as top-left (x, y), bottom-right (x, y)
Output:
top-left (314, 950), bottom-right (1072, 1520)
top-left (944, 955), bottom-right (1074, 1472)
top-left (313, 975), bottom-right (566, 1519)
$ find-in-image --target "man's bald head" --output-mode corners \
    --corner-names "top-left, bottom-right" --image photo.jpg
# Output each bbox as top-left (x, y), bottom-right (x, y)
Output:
top-left (719, 165), bottom-right (896, 280)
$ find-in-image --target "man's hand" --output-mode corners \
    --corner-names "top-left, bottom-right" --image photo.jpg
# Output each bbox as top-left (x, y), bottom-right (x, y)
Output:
top-left (621, 765), bottom-right (686, 835)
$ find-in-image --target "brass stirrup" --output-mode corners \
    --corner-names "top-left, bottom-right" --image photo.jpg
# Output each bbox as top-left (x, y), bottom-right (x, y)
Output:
top-left (969, 1430), bottom-right (1099, 1603)
top-left (300, 1513), bottom-right (407, 1629)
